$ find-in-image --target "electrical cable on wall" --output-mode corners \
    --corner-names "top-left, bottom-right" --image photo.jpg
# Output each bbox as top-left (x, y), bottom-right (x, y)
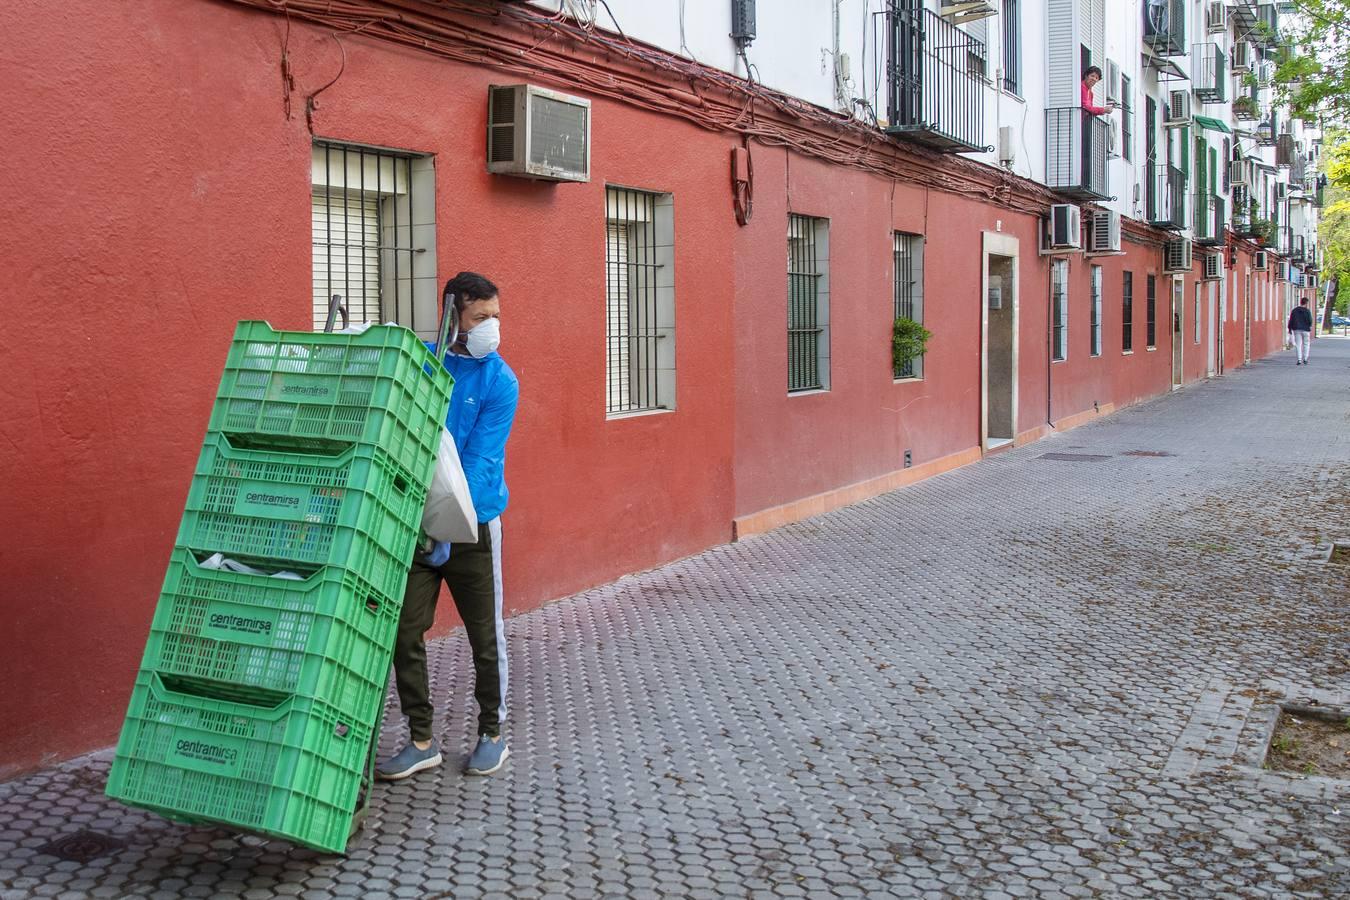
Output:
top-left (231, 0), bottom-right (1064, 218)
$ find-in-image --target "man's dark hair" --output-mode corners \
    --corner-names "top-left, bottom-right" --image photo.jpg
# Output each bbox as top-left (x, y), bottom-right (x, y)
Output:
top-left (1300, 297), bottom-right (1310, 306)
top-left (443, 271), bottom-right (498, 309)
top-left (1084, 65), bottom-right (1102, 79)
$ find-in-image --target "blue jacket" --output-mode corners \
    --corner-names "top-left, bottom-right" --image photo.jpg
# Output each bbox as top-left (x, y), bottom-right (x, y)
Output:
top-left (434, 348), bottom-right (519, 524)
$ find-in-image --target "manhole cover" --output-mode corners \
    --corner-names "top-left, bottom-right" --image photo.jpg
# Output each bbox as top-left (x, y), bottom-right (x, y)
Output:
top-left (37, 830), bottom-right (125, 863)
top-left (1038, 453), bottom-right (1111, 462)
top-left (1123, 449), bottom-right (1175, 457)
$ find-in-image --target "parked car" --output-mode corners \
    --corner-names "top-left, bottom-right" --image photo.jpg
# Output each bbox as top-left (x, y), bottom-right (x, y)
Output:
top-left (1331, 314), bottom-right (1350, 328)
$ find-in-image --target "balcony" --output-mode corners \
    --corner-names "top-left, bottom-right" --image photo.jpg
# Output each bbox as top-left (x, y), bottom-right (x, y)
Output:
top-left (1290, 233), bottom-right (1306, 262)
top-left (1144, 0), bottom-right (1187, 58)
top-left (1045, 108), bottom-right (1110, 200)
top-left (1146, 163), bottom-right (1188, 231)
top-left (1232, 95), bottom-right (1260, 121)
top-left (885, 0), bottom-right (987, 154)
top-left (1193, 193), bottom-right (1226, 246)
top-left (1192, 43), bottom-right (1227, 103)
top-left (1253, 3), bottom-right (1281, 49)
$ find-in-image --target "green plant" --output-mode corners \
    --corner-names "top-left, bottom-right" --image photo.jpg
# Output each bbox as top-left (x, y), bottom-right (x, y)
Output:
top-left (892, 317), bottom-right (931, 376)
top-left (1270, 733), bottom-right (1298, 754)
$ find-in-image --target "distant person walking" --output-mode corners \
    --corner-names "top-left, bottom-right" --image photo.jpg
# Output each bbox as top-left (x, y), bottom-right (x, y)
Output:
top-left (1288, 297), bottom-right (1313, 365)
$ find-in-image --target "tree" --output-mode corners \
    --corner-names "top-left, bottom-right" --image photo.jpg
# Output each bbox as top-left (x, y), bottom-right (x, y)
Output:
top-left (1275, 1), bottom-right (1350, 126)
top-left (1319, 132), bottom-right (1350, 320)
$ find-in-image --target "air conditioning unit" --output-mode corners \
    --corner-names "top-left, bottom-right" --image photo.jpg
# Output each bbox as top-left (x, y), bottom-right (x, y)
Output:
top-left (1164, 237), bottom-right (1193, 273)
top-left (1105, 60), bottom-right (1120, 104)
top-left (1306, 273), bottom-right (1319, 290)
top-left (1229, 159), bottom-right (1249, 188)
top-left (1087, 210), bottom-right (1122, 254)
top-left (1276, 260), bottom-right (1289, 282)
top-left (486, 84), bottom-right (592, 182)
top-left (1106, 118), bottom-right (1120, 159)
top-left (1253, 250), bottom-right (1269, 271)
top-left (1164, 90), bottom-right (1192, 128)
top-left (1232, 41), bottom-right (1253, 73)
top-left (1275, 181), bottom-right (1289, 200)
top-left (1202, 252), bottom-right (1225, 281)
top-left (998, 125), bottom-right (1016, 166)
top-left (1048, 204), bottom-right (1082, 250)
top-left (1206, 0), bottom-right (1227, 33)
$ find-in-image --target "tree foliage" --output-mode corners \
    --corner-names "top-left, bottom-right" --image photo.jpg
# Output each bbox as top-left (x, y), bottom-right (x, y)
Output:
top-left (1275, 1), bottom-right (1350, 126)
top-left (1319, 131), bottom-right (1350, 311)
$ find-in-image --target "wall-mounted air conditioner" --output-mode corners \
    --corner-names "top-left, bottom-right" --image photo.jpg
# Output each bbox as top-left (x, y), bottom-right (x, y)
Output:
top-left (1276, 260), bottom-right (1289, 282)
top-left (487, 84), bottom-right (591, 182)
top-left (1306, 273), bottom-right (1319, 290)
top-left (1253, 250), bottom-right (1269, 271)
top-left (1164, 90), bottom-right (1192, 128)
top-left (1105, 60), bottom-right (1120, 104)
top-left (1202, 252), bottom-right (1225, 281)
top-left (1275, 181), bottom-right (1289, 200)
top-left (1048, 204), bottom-right (1082, 250)
top-left (1087, 210), bottom-right (1122, 254)
top-left (1206, 0), bottom-right (1227, 33)
top-left (998, 125), bottom-right (1016, 166)
top-left (1229, 159), bottom-right (1249, 188)
top-left (1231, 42), bottom-right (1253, 73)
top-left (1164, 237), bottom-right (1193, 273)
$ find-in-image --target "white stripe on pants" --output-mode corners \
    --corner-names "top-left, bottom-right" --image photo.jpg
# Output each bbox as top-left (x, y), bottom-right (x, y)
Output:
top-left (1291, 330), bottom-right (1310, 362)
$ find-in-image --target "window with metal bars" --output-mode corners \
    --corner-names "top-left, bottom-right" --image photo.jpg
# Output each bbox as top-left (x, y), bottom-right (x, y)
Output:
top-left (893, 232), bottom-right (925, 379)
top-left (1193, 282), bottom-right (1201, 344)
top-left (788, 214), bottom-right (830, 392)
top-left (1001, 0), bottom-right (1021, 95)
top-left (310, 141), bottom-right (437, 337)
top-left (605, 186), bottom-right (675, 416)
top-left (1146, 274), bottom-right (1157, 348)
top-left (1052, 258), bottom-right (1068, 361)
top-left (1122, 270), bottom-right (1134, 352)
top-left (1090, 265), bottom-right (1102, 357)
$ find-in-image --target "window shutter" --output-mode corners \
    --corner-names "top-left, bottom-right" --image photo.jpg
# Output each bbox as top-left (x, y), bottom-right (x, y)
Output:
top-left (605, 223), bottom-right (631, 411)
top-left (311, 190), bottom-right (381, 331)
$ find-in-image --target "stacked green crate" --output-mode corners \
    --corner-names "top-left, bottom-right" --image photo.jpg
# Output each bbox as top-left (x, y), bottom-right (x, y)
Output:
top-left (107, 323), bottom-right (452, 854)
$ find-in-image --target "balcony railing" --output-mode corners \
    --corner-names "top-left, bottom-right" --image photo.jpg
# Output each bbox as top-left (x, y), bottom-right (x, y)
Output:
top-left (1275, 133), bottom-right (1295, 167)
top-left (1192, 43), bottom-right (1226, 102)
top-left (885, 1), bottom-right (987, 154)
top-left (1193, 193), bottom-right (1226, 245)
top-left (1144, 0), bottom-right (1187, 58)
top-left (1276, 226), bottom-right (1292, 255)
top-left (1290, 233), bottom-right (1306, 262)
top-left (1253, 2), bottom-right (1280, 49)
top-left (1146, 163), bottom-right (1188, 231)
top-left (1232, 95), bottom-right (1260, 120)
top-left (1045, 108), bottom-right (1110, 199)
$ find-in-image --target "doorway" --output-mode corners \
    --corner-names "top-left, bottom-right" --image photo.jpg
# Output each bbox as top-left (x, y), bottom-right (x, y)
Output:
top-left (1207, 280), bottom-right (1217, 376)
top-left (1171, 276), bottom-right (1184, 388)
top-left (981, 233), bottom-right (1019, 451)
top-left (1244, 269), bottom-right (1253, 363)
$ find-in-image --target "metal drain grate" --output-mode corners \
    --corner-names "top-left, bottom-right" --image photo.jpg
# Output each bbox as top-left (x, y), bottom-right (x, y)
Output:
top-left (37, 830), bottom-right (125, 863)
top-left (1123, 449), bottom-right (1175, 457)
top-left (1038, 453), bottom-right (1111, 462)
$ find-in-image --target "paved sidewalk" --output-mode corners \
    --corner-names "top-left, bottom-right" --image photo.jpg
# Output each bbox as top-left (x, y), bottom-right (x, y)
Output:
top-left (3, 339), bottom-right (1349, 898)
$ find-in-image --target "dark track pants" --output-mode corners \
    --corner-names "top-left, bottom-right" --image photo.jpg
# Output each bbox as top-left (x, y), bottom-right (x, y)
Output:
top-left (393, 518), bottom-right (507, 741)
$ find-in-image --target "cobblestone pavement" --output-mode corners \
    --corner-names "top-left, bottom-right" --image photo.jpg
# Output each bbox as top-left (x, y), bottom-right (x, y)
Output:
top-left (3, 339), bottom-right (1349, 899)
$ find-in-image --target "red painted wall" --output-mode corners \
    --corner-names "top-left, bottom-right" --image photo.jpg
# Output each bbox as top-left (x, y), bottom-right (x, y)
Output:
top-left (0, 0), bottom-right (1295, 778)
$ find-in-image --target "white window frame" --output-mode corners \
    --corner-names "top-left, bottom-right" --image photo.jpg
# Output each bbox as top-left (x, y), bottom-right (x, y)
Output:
top-left (1052, 258), bottom-right (1069, 361)
top-left (894, 232), bottom-right (925, 380)
top-left (1090, 265), bottom-right (1103, 357)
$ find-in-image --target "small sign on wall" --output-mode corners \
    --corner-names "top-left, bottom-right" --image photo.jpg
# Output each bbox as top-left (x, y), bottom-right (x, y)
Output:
top-left (988, 275), bottom-right (1003, 310)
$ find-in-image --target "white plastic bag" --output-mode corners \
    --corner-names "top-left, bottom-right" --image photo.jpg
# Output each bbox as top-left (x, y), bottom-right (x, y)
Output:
top-left (421, 429), bottom-right (478, 543)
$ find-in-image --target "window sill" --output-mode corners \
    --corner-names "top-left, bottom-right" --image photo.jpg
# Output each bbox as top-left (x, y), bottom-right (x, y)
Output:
top-left (1000, 88), bottom-right (1025, 104)
top-left (1051, 358), bottom-right (1067, 364)
top-left (1146, 346), bottom-right (1157, 352)
top-left (892, 376), bottom-right (923, 384)
top-left (1122, 350), bottom-right (1134, 356)
top-left (788, 388), bottom-right (830, 398)
top-left (606, 406), bottom-right (674, 422)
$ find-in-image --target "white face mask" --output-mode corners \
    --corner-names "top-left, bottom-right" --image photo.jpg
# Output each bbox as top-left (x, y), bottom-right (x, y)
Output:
top-left (463, 316), bottom-right (501, 358)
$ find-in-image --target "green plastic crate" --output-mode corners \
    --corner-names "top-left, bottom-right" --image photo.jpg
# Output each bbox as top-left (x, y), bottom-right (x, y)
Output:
top-left (140, 547), bottom-right (398, 724)
top-left (106, 671), bottom-right (372, 854)
top-left (208, 322), bottom-right (452, 485)
top-left (176, 434), bottom-right (422, 601)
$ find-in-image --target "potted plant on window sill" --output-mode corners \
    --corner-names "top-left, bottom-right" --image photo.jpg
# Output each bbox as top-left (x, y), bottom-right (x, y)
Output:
top-left (892, 317), bottom-right (931, 378)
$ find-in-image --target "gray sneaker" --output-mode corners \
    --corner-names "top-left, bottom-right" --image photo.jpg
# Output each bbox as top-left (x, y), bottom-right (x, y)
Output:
top-left (464, 735), bottom-right (510, 776)
top-left (376, 741), bottom-right (442, 781)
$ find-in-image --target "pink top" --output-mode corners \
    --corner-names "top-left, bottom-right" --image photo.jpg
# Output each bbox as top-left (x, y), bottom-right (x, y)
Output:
top-left (1081, 81), bottom-right (1108, 116)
